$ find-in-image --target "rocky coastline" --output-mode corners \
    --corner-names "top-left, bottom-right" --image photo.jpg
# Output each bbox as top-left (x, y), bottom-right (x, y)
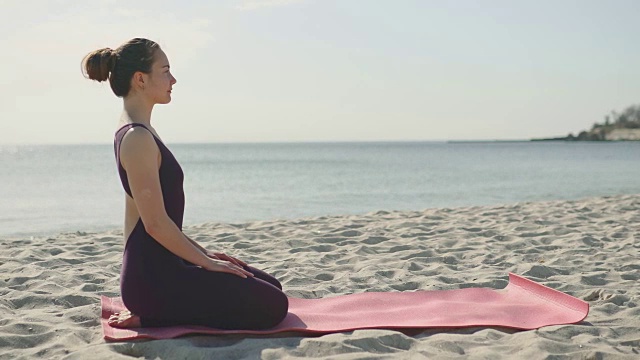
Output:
top-left (533, 104), bottom-right (640, 141)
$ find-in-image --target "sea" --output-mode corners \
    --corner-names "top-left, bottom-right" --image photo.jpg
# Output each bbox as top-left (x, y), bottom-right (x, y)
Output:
top-left (2, 141), bottom-right (639, 238)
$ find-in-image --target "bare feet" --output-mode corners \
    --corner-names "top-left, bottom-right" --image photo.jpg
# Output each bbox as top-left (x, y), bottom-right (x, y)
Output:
top-left (108, 310), bottom-right (142, 328)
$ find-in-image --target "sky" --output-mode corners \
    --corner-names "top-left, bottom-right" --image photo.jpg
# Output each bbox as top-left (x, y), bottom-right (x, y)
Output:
top-left (1, 0), bottom-right (639, 144)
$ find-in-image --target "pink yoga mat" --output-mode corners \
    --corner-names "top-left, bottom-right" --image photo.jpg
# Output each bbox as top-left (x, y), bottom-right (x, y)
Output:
top-left (101, 273), bottom-right (588, 341)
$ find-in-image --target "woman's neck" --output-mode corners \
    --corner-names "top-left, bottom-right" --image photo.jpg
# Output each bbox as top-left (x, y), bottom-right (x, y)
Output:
top-left (122, 94), bottom-right (154, 126)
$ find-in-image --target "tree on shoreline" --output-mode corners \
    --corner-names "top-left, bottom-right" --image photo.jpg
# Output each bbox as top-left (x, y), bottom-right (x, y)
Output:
top-left (567, 104), bottom-right (640, 140)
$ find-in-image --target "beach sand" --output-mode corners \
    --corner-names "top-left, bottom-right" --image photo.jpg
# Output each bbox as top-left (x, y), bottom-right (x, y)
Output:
top-left (1, 195), bottom-right (639, 359)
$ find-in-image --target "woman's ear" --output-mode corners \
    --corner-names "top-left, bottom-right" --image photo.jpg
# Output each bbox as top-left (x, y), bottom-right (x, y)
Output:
top-left (132, 71), bottom-right (146, 91)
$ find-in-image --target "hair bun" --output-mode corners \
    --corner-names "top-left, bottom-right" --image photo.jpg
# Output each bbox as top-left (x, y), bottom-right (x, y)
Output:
top-left (105, 48), bottom-right (117, 70)
top-left (82, 47), bottom-right (117, 82)
top-left (81, 38), bottom-right (160, 97)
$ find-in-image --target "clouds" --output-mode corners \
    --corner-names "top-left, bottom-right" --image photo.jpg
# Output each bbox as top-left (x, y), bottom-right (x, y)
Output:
top-left (2, 1), bottom-right (215, 67)
top-left (0, 1), bottom-right (218, 144)
top-left (2, 1), bottom-right (640, 144)
top-left (234, 0), bottom-right (307, 11)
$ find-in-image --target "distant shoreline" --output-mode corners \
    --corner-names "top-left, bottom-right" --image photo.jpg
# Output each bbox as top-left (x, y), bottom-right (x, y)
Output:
top-left (531, 128), bottom-right (640, 142)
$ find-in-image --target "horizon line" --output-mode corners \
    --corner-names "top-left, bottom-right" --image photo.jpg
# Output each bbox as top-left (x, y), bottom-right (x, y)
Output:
top-left (0, 138), bottom-right (545, 147)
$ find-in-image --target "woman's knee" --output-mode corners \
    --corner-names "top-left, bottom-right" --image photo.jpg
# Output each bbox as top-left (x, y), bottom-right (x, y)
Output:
top-left (245, 266), bottom-right (283, 290)
top-left (271, 290), bottom-right (289, 324)
top-left (250, 287), bottom-right (289, 329)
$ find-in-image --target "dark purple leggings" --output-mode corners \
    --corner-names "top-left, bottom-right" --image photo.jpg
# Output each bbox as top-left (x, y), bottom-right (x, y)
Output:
top-left (121, 220), bottom-right (289, 330)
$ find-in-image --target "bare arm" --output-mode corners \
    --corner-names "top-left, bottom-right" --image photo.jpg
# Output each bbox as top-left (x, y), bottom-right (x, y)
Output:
top-left (120, 128), bottom-right (252, 277)
top-left (185, 235), bottom-right (207, 253)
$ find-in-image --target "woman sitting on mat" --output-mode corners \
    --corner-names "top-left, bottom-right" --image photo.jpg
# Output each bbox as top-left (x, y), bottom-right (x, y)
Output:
top-left (82, 38), bottom-right (289, 330)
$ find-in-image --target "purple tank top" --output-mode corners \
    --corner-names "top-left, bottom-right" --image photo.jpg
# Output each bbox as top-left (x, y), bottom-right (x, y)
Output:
top-left (113, 123), bottom-right (186, 229)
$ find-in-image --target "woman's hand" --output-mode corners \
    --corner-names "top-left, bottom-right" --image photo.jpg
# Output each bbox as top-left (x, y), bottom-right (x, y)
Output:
top-left (206, 251), bottom-right (248, 268)
top-left (202, 258), bottom-right (254, 278)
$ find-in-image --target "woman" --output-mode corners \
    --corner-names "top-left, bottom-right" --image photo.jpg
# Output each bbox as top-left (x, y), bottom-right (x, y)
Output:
top-left (82, 38), bottom-right (288, 330)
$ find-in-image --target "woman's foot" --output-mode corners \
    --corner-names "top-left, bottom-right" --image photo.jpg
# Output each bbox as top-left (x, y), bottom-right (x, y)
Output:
top-left (108, 310), bottom-right (142, 328)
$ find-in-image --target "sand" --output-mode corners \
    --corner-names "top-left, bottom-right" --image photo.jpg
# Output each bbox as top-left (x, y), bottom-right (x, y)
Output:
top-left (1, 194), bottom-right (639, 359)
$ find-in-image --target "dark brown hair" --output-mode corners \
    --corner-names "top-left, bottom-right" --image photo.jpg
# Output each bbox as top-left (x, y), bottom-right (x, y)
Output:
top-left (82, 38), bottom-right (160, 97)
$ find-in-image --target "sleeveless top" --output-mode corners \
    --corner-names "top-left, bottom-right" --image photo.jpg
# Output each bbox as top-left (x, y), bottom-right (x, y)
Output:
top-left (113, 123), bottom-right (185, 230)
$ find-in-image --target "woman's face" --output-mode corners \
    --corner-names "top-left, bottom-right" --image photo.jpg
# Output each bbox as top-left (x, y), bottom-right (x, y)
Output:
top-left (145, 49), bottom-right (177, 104)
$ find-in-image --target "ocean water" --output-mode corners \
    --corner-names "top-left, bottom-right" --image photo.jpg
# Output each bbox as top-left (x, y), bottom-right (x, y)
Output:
top-left (2, 141), bottom-right (640, 238)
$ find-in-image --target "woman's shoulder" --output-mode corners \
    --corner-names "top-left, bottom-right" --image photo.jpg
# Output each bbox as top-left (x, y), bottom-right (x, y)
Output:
top-left (116, 122), bottom-right (151, 135)
top-left (119, 126), bottom-right (159, 160)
